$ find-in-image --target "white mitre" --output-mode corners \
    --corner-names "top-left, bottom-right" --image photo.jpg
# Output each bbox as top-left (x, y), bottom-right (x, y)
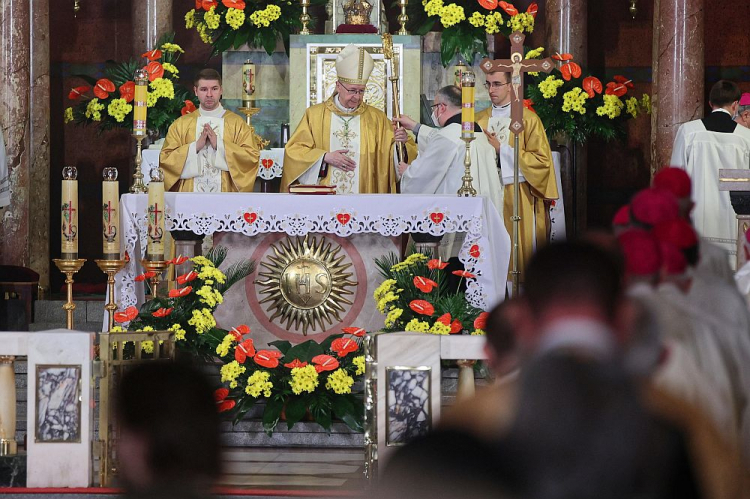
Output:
top-left (335, 44), bottom-right (374, 85)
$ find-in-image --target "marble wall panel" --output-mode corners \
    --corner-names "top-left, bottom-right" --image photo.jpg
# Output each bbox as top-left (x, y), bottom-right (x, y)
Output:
top-left (132, 0), bottom-right (173, 56)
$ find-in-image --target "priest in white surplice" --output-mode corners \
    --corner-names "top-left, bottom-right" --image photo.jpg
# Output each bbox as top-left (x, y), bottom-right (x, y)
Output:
top-left (396, 85), bottom-right (503, 259)
top-left (282, 44), bottom-right (416, 194)
top-left (670, 80), bottom-right (750, 267)
top-left (160, 68), bottom-right (259, 192)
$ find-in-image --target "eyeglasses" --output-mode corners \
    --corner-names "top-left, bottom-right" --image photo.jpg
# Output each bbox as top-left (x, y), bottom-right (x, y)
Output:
top-left (483, 81), bottom-right (511, 90)
top-left (430, 102), bottom-right (444, 109)
top-left (338, 81), bottom-right (366, 96)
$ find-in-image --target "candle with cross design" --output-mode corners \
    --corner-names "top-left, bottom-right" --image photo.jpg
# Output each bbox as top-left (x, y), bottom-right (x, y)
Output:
top-left (61, 166), bottom-right (78, 259)
top-left (460, 70), bottom-right (476, 140)
top-left (146, 168), bottom-right (165, 260)
top-left (102, 167), bottom-right (120, 260)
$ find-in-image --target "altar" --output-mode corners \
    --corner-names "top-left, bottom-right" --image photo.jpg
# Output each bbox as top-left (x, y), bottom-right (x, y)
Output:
top-left (115, 193), bottom-right (509, 346)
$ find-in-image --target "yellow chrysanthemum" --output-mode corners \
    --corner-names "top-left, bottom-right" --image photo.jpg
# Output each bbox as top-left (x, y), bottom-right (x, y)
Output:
top-left (468, 11), bottom-right (485, 27)
top-left (146, 91), bottom-right (158, 108)
top-left (196, 22), bottom-right (212, 44)
top-left (439, 3), bottom-right (465, 28)
top-left (161, 62), bottom-right (179, 76)
top-left (508, 12), bottom-right (535, 33)
top-left (596, 94), bottom-right (625, 119)
top-left (245, 371), bottom-right (273, 398)
top-left (385, 308), bottom-right (404, 327)
top-left (185, 9), bottom-right (196, 29)
top-left (424, 0), bottom-right (443, 17)
top-left (226, 8), bottom-right (246, 30)
top-left (641, 94), bottom-right (651, 114)
top-left (161, 42), bottom-right (184, 54)
top-left (562, 87), bottom-right (589, 114)
top-left (85, 98), bottom-right (104, 121)
top-left (353, 356), bottom-right (365, 376)
top-left (470, 329), bottom-right (486, 336)
top-left (188, 308), bottom-right (216, 334)
top-left (404, 318), bottom-right (430, 333)
top-left (64, 107), bottom-right (74, 124)
top-left (377, 291), bottom-right (399, 314)
top-left (220, 360), bottom-right (246, 389)
top-left (626, 96), bottom-right (639, 118)
top-left (111, 325), bottom-right (125, 332)
top-left (525, 46), bottom-right (545, 59)
top-left (289, 365), bottom-right (319, 395)
top-left (373, 279), bottom-right (396, 302)
top-left (149, 78), bottom-right (175, 100)
top-left (539, 75), bottom-right (564, 99)
top-left (168, 323), bottom-right (186, 341)
top-left (216, 333), bottom-right (234, 357)
top-left (204, 6), bottom-right (221, 29)
top-left (326, 368), bottom-right (354, 394)
top-left (106, 98), bottom-right (132, 122)
top-left (429, 321), bottom-right (451, 335)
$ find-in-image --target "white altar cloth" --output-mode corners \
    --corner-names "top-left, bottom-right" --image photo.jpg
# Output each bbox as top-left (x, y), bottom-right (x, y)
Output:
top-left (115, 193), bottom-right (510, 314)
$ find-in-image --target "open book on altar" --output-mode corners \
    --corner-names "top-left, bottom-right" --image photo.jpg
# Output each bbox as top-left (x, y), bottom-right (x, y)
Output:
top-left (288, 184), bottom-right (337, 194)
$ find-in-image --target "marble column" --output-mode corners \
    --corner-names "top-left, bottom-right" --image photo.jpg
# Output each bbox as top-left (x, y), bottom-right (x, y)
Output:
top-left (650, 0), bottom-right (704, 175)
top-left (0, 0), bottom-right (31, 267)
top-left (30, 0), bottom-right (51, 289)
top-left (132, 0), bottom-right (173, 56)
top-left (546, 0), bottom-right (587, 235)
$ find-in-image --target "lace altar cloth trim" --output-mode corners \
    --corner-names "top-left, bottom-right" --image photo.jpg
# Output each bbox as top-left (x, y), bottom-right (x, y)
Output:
top-left (116, 193), bottom-right (510, 315)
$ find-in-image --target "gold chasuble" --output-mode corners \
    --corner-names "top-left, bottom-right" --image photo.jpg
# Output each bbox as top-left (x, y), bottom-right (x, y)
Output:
top-left (282, 96), bottom-right (415, 193)
top-left (160, 110), bottom-right (259, 192)
top-left (477, 106), bottom-right (558, 280)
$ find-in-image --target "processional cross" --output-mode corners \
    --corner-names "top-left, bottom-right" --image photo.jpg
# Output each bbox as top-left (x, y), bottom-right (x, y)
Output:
top-left (479, 32), bottom-right (553, 295)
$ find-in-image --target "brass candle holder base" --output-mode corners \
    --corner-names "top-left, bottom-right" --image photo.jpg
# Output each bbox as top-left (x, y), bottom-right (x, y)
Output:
top-left (53, 258), bottom-right (87, 329)
top-left (237, 107), bottom-right (270, 149)
top-left (457, 136), bottom-right (477, 197)
top-left (130, 134), bottom-right (147, 194)
top-left (141, 258), bottom-right (169, 298)
top-left (0, 438), bottom-right (17, 456)
top-left (95, 259), bottom-right (127, 332)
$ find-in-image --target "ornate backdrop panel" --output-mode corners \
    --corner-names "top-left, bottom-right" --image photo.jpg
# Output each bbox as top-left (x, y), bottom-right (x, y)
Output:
top-left (114, 193), bottom-right (510, 344)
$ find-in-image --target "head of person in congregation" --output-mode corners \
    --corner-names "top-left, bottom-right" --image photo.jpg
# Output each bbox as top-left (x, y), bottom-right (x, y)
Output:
top-left (735, 93), bottom-right (750, 128)
top-left (115, 361), bottom-right (221, 499)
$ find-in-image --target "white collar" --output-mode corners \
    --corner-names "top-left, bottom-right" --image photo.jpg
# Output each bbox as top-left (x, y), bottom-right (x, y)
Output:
top-left (334, 95), bottom-right (357, 113)
top-left (492, 102), bottom-right (511, 110)
top-left (199, 104), bottom-right (225, 118)
top-left (537, 318), bottom-right (616, 360)
top-left (713, 108), bottom-right (732, 116)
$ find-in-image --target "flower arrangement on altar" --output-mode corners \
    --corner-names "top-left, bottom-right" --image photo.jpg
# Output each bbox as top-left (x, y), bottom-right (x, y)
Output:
top-left (112, 246), bottom-right (364, 434)
top-left (408, 0), bottom-right (538, 66)
top-left (374, 252), bottom-right (488, 335)
top-left (63, 34), bottom-right (198, 137)
top-left (524, 48), bottom-right (651, 143)
top-left (185, 0), bottom-right (326, 56)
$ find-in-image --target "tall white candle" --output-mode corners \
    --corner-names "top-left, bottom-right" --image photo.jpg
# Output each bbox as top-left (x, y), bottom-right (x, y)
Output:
top-left (146, 168), bottom-right (165, 260)
top-left (102, 167), bottom-right (120, 259)
top-left (61, 166), bottom-right (79, 259)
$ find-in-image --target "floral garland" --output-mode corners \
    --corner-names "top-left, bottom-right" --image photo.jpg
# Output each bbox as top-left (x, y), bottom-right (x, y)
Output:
top-left (525, 48), bottom-right (651, 143)
top-left (186, 0), bottom-right (326, 57)
top-left (409, 0), bottom-right (538, 66)
top-left (113, 246), bottom-right (364, 434)
top-left (374, 252), bottom-right (488, 335)
top-left (63, 34), bottom-right (198, 137)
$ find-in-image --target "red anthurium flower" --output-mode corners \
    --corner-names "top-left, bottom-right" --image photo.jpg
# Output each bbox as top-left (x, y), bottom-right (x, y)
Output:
top-left (254, 350), bottom-right (282, 368)
top-left (437, 313), bottom-right (451, 325)
top-left (68, 86), bottom-right (90, 100)
top-left (181, 100), bottom-right (197, 116)
top-left (605, 81), bottom-right (628, 97)
top-left (93, 78), bottom-right (116, 99)
top-left (312, 354), bottom-right (340, 373)
top-left (523, 99), bottom-right (536, 113)
top-left (410, 299), bottom-right (435, 316)
top-left (582, 76), bottom-right (603, 98)
top-left (235, 339), bottom-right (256, 363)
top-left (552, 53), bottom-right (574, 61)
top-left (498, 1), bottom-right (518, 15)
top-left (214, 388), bottom-right (235, 412)
top-left (284, 359), bottom-right (308, 369)
top-left (613, 75), bottom-right (634, 89)
top-left (168, 286), bottom-right (193, 298)
top-left (427, 258), bottom-right (449, 270)
top-left (342, 326), bottom-right (366, 337)
top-left (230, 324), bottom-right (250, 341)
top-left (169, 255), bottom-right (189, 265)
top-left (560, 61), bottom-right (582, 81)
top-left (142, 49), bottom-right (163, 61)
top-left (119, 81), bottom-right (135, 103)
top-left (414, 276), bottom-right (438, 293)
top-left (477, 0), bottom-right (498, 10)
top-left (144, 61), bottom-right (164, 81)
top-left (176, 271), bottom-right (198, 285)
top-left (526, 2), bottom-right (538, 17)
top-left (152, 307), bottom-right (173, 318)
top-left (474, 312), bottom-right (489, 330)
top-left (331, 338), bottom-right (359, 358)
top-left (195, 0), bottom-right (203, 9)
top-left (201, 0), bottom-right (218, 10)
top-left (134, 271), bottom-right (157, 282)
top-left (222, 0), bottom-right (246, 8)
top-left (450, 320), bottom-right (463, 334)
top-left (452, 270), bottom-right (476, 279)
top-left (114, 306), bottom-right (138, 323)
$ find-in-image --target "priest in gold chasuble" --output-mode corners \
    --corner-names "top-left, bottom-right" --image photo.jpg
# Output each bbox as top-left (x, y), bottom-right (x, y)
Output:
top-left (477, 70), bottom-right (558, 279)
top-left (160, 69), bottom-right (259, 193)
top-left (282, 44), bottom-right (415, 194)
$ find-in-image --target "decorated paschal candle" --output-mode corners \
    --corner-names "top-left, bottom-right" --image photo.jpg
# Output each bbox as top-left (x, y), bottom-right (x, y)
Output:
top-left (146, 168), bottom-right (165, 260)
top-left (461, 71), bottom-right (476, 140)
top-left (133, 68), bottom-right (148, 136)
top-left (102, 167), bottom-right (120, 260)
top-left (61, 166), bottom-right (79, 259)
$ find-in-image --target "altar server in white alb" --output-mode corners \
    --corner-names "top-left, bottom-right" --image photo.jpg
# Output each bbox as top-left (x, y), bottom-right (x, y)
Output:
top-left (670, 80), bottom-right (750, 266)
top-left (160, 68), bottom-right (259, 193)
top-left (395, 85), bottom-right (503, 256)
top-left (282, 44), bottom-right (415, 194)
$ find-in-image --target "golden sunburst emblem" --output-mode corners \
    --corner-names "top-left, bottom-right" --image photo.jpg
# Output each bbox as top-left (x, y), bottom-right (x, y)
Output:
top-left (255, 235), bottom-right (358, 335)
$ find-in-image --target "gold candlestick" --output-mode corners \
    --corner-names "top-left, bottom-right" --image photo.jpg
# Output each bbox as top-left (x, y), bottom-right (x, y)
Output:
top-left (238, 107), bottom-right (270, 149)
top-left (130, 134), bottom-right (147, 193)
top-left (53, 258), bottom-right (87, 329)
top-left (457, 137), bottom-right (477, 197)
top-left (95, 259), bottom-right (127, 332)
top-left (140, 259), bottom-right (169, 299)
top-left (300, 0), bottom-right (311, 35)
top-left (397, 0), bottom-right (409, 36)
